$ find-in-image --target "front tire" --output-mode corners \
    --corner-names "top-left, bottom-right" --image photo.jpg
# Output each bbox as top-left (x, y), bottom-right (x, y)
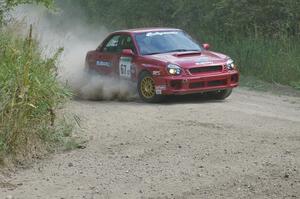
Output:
top-left (138, 71), bottom-right (163, 103)
top-left (207, 89), bottom-right (232, 100)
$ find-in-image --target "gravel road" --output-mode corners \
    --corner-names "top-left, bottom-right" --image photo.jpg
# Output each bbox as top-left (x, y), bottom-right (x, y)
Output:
top-left (1, 88), bottom-right (300, 199)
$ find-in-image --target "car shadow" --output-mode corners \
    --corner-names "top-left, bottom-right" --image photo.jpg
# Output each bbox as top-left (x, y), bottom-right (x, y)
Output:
top-left (161, 94), bottom-right (227, 105)
top-left (131, 93), bottom-right (228, 105)
top-left (73, 93), bottom-right (227, 105)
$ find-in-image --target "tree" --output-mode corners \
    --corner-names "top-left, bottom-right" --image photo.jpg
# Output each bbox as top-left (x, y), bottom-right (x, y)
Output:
top-left (0, 0), bottom-right (54, 25)
top-left (56, 0), bottom-right (300, 38)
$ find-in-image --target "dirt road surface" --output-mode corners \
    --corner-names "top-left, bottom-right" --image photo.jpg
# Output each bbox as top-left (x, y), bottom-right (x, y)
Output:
top-left (1, 88), bottom-right (300, 199)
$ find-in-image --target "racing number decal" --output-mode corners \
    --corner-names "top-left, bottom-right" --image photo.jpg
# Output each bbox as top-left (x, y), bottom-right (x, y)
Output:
top-left (119, 57), bottom-right (132, 78)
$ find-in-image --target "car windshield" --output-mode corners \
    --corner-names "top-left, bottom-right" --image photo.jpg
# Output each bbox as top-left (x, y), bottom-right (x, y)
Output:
top-left (135, 31), bottom-right (202, 55)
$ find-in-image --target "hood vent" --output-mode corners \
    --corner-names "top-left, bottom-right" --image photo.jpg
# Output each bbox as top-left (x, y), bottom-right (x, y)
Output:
top-left (173, 52), bottom-right (202, 57)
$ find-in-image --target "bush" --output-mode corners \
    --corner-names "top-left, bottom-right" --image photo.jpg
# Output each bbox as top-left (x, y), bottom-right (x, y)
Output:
top-left (202, 35), bottom-right (300, 87)
top-left (0, 25), bottom-right (71, 163)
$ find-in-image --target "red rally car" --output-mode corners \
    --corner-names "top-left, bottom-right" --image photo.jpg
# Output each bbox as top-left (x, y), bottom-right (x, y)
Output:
top-left (85, 28), bottom-right (239, 102)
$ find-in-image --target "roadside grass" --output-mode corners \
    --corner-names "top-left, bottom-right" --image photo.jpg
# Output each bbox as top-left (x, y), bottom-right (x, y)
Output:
top-left (239, 75), bottom-right (300, 97)
top-left (201, 34), bottom-right (300, 90)
top-left (239, 75), bottom-right (271, 92)
top-left (0, 25), bottom-right (75, 165)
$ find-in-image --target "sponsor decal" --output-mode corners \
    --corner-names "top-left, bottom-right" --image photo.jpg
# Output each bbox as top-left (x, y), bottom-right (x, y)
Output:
top-left (146, 31), bottom-right (178, 37)
top-left (195, 57), bottom-right (213, 65)
top-left (155, 85), bottom-right (167, 90)
top-left (196, 61), bottom-right (213, 65)
top-left (155, 85), bottom-right (167, 95)
top-left (96, 60), bottom-right (112, 67)
top-left (119, 57), bottom-right (132, 78)
top-left (152, 70), bottom-right (161, 76)
top-left (155, 90), bottom-right (162, 95)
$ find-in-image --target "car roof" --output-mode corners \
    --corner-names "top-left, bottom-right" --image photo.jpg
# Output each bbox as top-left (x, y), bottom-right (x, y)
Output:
top-left (112, 27), bottom-right (182, 34)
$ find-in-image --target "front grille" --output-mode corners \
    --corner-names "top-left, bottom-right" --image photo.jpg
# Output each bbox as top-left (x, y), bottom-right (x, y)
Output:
top-left (208, 80), bottom-right (227, 87)
top-left (170, 80), bottom-right (182, 90)
top-left (189, 65), bottom-right (223, 74)
top-left (189, 82), bottom-right (205, 89)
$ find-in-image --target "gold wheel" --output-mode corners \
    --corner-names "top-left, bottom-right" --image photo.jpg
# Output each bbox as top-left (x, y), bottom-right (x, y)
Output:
top-left (140, 76), bottom-right (155, 99)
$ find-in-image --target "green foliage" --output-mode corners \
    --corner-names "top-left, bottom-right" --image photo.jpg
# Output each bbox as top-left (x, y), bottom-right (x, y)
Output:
top-left (204, 35), bottom-right (300, 87)
top-left (291, 81), bottom-right (300, 90)
top-left (0, 25), bottom-right (71, 162)
top-left (0, 0), bottom-right (54, 25)
top-left (213, 0), bottom-right (300, 37)
top-left (5, 0), bottom-right (53, 8)
top-left (58, 0), bottom-right (300, 38)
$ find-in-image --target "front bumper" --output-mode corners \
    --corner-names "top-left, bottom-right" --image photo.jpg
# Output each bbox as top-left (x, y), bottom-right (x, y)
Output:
top-left (154, 71), bottom-right (239, 95)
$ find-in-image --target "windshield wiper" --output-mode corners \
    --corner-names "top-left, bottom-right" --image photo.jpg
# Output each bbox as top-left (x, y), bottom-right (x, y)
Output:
top-left (144, 52), bottom-right (162, 55)
top-left (164, 49), bottom-right (201, 53)
top-left (144, 49), bottom-right (201, 55)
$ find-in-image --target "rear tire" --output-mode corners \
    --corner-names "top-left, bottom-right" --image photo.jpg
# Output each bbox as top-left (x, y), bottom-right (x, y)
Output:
top-left (138, 71), bottom-right (164, 103)
top-left (207, 89), bottom-right (232, 100)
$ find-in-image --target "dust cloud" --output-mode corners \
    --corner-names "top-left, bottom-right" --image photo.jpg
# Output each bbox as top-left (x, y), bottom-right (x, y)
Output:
top-left (11, 5), bottom-right (137, 101)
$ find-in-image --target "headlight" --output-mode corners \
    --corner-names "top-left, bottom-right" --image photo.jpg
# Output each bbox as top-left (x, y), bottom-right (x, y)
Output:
top-left (167, 64), bottom-right (182, 75)
top-left (226, 59), bottom-right (236, 70)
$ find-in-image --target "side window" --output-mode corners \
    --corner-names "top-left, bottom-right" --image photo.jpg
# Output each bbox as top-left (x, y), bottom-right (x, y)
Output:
top-left (119, 35), bottom-right (136, 53)
top-left (103, 35), bottom-right (121, 53)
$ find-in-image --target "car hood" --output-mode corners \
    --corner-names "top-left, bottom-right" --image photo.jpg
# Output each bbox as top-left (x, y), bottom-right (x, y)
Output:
top-left (146, 51), bottom-right (229, 69)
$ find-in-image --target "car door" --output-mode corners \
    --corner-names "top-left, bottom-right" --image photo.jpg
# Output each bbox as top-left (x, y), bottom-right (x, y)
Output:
top-left (117, 34), bottom-right (137, 80)
top-left (90, 34), bottom-right (122, 76)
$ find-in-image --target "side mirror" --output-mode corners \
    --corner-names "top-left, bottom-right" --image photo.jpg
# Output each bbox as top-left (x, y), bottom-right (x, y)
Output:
top-left (122, 49), bottom-right (134, 56)
top-left (203, 43), bottom-right (210, 50)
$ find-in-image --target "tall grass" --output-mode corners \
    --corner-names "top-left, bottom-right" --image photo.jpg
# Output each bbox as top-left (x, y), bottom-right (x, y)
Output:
top-left (201, 34), bottom-right (300, 88)
top-left (0, 25), bottom-right (71, 163)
